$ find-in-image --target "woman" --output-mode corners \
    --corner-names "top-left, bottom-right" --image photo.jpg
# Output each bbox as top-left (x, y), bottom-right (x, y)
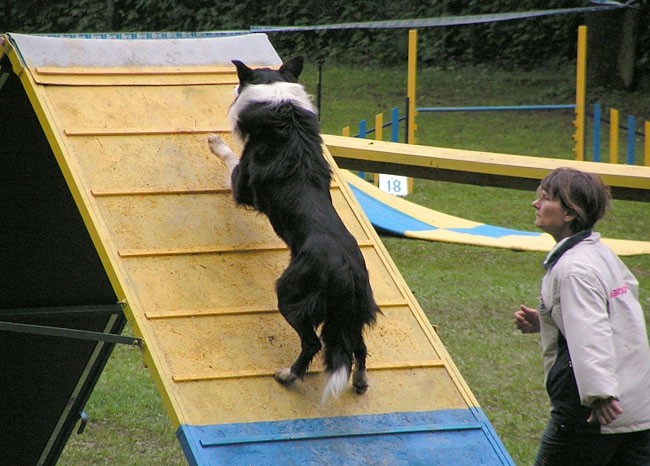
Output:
top-left (514, 167), bottom-right (650, 465)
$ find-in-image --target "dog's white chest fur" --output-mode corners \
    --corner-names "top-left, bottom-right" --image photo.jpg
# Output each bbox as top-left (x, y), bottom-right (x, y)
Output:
top-left (227, 82), bottom-right (316, 133)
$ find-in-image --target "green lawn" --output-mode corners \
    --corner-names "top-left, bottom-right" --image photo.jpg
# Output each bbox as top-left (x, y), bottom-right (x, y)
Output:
top-left (59, 63), bottom-right (649, 466)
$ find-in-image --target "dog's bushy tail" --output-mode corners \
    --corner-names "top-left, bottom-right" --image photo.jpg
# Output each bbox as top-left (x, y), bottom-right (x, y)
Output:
top-left (320, 281), bottom-right (378, 404)
top-left (321, 341), bottom-right (353, 404)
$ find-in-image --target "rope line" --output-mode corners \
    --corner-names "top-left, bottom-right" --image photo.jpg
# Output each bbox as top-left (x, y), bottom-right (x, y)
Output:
top-left (251, 2), bottom-right (630, 33)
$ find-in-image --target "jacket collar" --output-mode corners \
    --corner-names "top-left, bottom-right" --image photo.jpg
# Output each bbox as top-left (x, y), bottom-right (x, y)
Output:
top-left (543, 230), bottom-right (592, 270)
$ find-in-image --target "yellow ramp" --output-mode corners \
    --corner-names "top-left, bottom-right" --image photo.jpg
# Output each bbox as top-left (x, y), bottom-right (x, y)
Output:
top-left (3, 33), bottom-right (513, 465)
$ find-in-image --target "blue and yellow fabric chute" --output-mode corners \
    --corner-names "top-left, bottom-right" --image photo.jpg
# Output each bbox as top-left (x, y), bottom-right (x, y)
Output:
top-left (343, 170), bottom-right (650, 256)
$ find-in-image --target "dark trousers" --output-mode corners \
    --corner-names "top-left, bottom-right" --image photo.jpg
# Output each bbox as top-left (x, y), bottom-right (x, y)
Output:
top-left (535, 419), bottom-right (650, 466)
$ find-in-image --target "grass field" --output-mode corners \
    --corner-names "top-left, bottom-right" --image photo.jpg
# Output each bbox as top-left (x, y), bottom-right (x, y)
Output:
top-left (59, 63), bottom-right (649, 465)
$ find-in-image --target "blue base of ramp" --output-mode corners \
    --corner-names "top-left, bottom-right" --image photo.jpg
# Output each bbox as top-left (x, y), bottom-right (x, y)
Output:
top-left (177, 408), bottom-right (514, 465)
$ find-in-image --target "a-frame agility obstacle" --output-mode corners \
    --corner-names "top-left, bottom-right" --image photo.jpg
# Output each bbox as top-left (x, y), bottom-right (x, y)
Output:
top-left (0, 33), bottom-right (514, 465)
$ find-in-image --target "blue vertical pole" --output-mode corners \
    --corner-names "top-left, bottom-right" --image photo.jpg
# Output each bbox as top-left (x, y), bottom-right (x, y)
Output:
top-left (627, 115), bottom-right (636, 165)
top-left (358, 119), bottom-right (367, 178)
top-left (391, 107), bottom-right (400, 142)
top-left (593, 103), bottom-right (601, 162)
top-left (404, 97), bottom-right (410, 143)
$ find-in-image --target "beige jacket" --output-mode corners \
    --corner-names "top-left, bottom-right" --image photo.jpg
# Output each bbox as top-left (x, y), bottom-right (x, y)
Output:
top-left (539, 232), bottom-right (650, 434)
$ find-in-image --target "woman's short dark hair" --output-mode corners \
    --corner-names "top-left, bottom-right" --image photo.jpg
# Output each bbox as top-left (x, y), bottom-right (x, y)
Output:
top-left (540, 167), bottom-right (611, 233)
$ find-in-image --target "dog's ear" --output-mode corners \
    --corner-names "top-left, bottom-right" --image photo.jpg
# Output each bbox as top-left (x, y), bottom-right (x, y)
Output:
top-left (232, 60), bottom-right (254, 84)
top-left (280, 57), bottom-right (304, 81)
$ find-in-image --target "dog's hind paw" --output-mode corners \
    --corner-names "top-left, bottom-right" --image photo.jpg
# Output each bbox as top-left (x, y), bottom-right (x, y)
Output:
top-left (352, 370), bottom-right (369, 394)
top-left (274, 368), bottom-right (298, 386)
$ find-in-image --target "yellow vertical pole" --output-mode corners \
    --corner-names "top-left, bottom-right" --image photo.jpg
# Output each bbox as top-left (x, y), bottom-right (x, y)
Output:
top-left (407, 29), bottom-right (417, 145)
top-left (342, 126), bottom-right (350, 137)
top-left (609, 108), bottom-right (619, 164)
top-left (574, 25), bottom-right (587, 161)
top-left (375, 113), bottom-right (383, 141)
top-left (643, 121), bottom-right (650, 167)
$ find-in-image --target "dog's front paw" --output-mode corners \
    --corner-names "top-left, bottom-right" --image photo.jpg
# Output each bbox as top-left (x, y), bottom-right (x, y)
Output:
top-left (207, 133), bottom-right (229, 160)
top-left (274, 368), bottom-right (298, 386)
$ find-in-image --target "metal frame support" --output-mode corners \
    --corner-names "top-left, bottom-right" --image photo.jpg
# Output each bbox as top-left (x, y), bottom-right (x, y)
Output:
top-left (77, 411), bottom-right (89, 435)
top-left (0, 321), bottom-right (142, 346)
top-left (0, 303), bottom-right (141, 346)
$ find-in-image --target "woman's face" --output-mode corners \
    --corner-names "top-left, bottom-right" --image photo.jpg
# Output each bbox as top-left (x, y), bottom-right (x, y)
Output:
top-left (532, 187), bottom-right (575, 242)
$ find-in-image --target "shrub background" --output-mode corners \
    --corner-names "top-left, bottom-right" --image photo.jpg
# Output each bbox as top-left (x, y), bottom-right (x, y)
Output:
top-left (2, 0), bottom-right (649, 71)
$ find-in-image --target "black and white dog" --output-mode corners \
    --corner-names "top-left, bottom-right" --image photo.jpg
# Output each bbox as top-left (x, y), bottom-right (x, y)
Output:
top-left (208, 57), bottom-right (379, 402)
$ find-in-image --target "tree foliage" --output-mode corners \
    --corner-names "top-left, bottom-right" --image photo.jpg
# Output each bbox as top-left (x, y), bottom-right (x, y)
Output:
top-left (1, 0), bottom-right (648, 70)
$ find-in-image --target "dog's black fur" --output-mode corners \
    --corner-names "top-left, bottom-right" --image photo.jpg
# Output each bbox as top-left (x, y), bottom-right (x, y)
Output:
top-left (208, 57), bottom-right (379, 401)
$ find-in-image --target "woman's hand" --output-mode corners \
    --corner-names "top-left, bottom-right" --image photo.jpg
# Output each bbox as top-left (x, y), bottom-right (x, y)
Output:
top-left (588, 398), bottom-right (623, 425)
top-left (514, 304), bottom-right (540, 334)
